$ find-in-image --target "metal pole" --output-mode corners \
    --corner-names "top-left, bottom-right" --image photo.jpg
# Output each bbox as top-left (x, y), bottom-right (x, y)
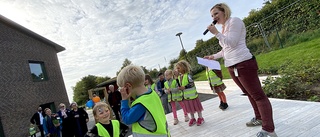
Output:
top-left (176, 32), bottom-right (188, 62)
top-left (275, 27), bottom-right (283, 48)
top-left (257, 23), bottom-right (271, 49)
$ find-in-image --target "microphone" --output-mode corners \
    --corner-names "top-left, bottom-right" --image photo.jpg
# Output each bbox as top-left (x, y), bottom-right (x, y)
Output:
top-left (203, 20), bottom-right (217, 35)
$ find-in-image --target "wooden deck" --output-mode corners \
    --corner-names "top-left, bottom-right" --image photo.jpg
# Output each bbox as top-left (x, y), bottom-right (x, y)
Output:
top-left (166, 78), bottom-right (320, 137)
top-left (84, 76), bottom-right (320, 137)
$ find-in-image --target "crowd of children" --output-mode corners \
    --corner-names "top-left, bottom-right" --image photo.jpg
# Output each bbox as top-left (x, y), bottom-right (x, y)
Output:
top-left (82, 60), bottom-right (229, 137)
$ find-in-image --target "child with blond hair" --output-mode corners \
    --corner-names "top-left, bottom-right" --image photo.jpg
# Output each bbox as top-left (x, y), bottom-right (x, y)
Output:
top-left (117, 65), bottom-right (170, 137)
top-left (85, 102), bottom-right (128, 137)
top-left (206, 67), bottom-right (228, 110)
top-left (164, 69), bottom-right (189, 125)
top-left (175, 60), bottom-right (205, 126)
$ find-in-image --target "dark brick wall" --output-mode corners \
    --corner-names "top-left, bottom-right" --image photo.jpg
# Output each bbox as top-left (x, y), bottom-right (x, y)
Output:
top-left (0, 21), bottom-right (69, 136)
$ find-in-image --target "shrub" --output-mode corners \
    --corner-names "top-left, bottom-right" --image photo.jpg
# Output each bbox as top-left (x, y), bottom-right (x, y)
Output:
top-left (258, 66), bottom-right (279, 75)
top-left (247, 38), bottom-right (265, 54)
top-left (262, 59), bottom-right (320, 102)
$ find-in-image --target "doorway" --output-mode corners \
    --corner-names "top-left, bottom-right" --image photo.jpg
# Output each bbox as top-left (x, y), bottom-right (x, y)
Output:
top-left (40, 102), bottom-right (56, 114)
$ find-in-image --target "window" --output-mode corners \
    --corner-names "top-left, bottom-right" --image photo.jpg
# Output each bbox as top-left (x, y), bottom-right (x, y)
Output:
top-left (28, 61), bottom-right (48, 81)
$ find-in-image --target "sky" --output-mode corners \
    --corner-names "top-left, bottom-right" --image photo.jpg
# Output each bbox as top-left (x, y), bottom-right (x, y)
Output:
top-left (0, 0), bottom-right (265, 102)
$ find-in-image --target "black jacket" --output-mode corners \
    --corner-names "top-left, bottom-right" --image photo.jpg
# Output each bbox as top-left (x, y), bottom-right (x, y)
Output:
top-left (70, 107), bottom-right (89, 137)
top-left (30, 112), bottom-right (43, 125)
top-left (108, 90), bottom-right (122, 107)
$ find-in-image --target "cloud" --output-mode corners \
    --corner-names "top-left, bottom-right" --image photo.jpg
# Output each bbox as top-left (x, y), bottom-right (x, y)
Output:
top-left (0, 0), bottom-right (265, 102)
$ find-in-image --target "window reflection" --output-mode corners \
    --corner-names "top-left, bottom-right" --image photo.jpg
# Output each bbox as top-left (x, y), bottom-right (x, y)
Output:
top-left (29, 61), bottom-right (47, 81)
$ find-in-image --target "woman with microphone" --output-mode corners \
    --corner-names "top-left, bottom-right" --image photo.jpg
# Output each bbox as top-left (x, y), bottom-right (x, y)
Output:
top-left (204, 3), bottom-right (277, 137)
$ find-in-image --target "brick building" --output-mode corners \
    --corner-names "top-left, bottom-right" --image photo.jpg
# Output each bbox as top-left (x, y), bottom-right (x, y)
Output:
top-left (0, 15), bottom-right (69, 136)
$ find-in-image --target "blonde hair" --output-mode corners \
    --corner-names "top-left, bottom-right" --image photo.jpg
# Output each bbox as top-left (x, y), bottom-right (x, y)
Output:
top-left (92, 102), bottom-right (115, 121)
top-left (175, 60), bottom-right (191, 74)
top-left (173, 69), bottom-right (180, 79)
top-left (210, 3), bottom-right (231, 20)
top-left (117, 65), bottom-right (145, 88)
top-left (59, 103), bottom-right (65, 108)
top-left (44, 108), bottom-right (51, 114)
top-left (164, 69), bottom-right (173, 79)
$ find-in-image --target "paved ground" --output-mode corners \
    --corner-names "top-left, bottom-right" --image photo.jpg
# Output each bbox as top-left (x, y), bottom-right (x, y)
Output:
top-left (167, 79), bottom-right (320, 137)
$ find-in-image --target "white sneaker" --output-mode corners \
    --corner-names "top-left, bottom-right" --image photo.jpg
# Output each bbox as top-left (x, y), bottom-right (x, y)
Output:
top-left (173, 118), bottom-right (179, 125)
top-left (246, 117), bottom-right (262, 127)
top-left (184, 115), bottom-right (190, 122)
top-left (256, 130), bottom-right (278, 137)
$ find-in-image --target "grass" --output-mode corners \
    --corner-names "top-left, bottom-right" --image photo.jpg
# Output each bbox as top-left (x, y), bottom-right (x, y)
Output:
top-left (193, 66), bottom-right (230, 80)
top-left (194, 37), bottom-right (320, 81)
top-left (257, 37), bottom-right (320, 69)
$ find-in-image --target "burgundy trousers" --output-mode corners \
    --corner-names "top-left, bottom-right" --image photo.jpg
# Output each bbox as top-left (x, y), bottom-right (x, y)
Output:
top-left (228, 57), bottom-right (275, 132)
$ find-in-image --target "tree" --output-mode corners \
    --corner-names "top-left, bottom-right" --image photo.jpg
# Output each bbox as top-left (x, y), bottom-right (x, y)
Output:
top-left (168, 58), bottom-right (179, 69)
top-left (95, 76), bottom-right (111, 84)
top-left (140, 66), bottom-right (149, 74)
top-left (148, 68), bottom-right (159, 79)
top-left (159, 66), bottom-right (167, 74)
top-left (116, 58), bottom-right (132, 75)
top-left (263, 0), bottom-right (271, 5)
top-left (178, 49), bottom-right (187, 60)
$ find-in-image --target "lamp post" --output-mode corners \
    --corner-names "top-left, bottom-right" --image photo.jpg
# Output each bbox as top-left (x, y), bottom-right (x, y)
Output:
top-left (175, 32), bottom-right (188, 62)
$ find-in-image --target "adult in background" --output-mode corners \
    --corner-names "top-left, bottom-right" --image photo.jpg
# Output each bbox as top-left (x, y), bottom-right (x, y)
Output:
top-left (156, 72), bottom-right (171, 114)
top-left (70, 102), bottom-right (89, 137)
top-left (108, 84), bottom-right (122, 121)
top-left (57, 103), bottom-right (73, 137)
top-left (43, 108), bottom-right (61, 137)
top-left (204, 3), bottom-right (277, 137)
top-left (30, 107), bottom-right (45, 137)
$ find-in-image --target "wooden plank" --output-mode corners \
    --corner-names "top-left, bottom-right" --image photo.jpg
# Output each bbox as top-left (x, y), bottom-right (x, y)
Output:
top-left (167, 83), bottom-right (320, 137)
top-left (86, 79), bottom-right (320, 137)
top-left (297, 123), bottom-right (320, 137)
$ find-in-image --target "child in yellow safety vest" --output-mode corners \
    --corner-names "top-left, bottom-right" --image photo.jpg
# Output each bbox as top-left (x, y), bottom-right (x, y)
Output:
top-left (164, 69), bottom-right (189, 125)
top-left (117, 65), bottom-right (170, 137)
top-left (85, 102), bottom-right (128, 137)
top-left (206, 67), bottom-right (228, 110)
top-left (175, 60), bottom-right (205, 126)
top-left (144, 74), bottom-right (158, 96)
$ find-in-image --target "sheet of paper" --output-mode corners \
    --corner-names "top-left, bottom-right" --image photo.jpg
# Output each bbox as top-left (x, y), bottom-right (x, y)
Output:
top-left (196, 56), bottom-right (221, 70)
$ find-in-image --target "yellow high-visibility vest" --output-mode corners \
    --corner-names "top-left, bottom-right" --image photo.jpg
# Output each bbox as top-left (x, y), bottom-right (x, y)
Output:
top-left (131, 90), bottom-right (170, 137)
top-left (179, 73), bottom-right (198, 100)
top-left (206, 70), bottom-right (223, 86)
top-left (164, 79), bottom-right (183, 102)
top-left (96, 120), bottom-right (120, 137)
